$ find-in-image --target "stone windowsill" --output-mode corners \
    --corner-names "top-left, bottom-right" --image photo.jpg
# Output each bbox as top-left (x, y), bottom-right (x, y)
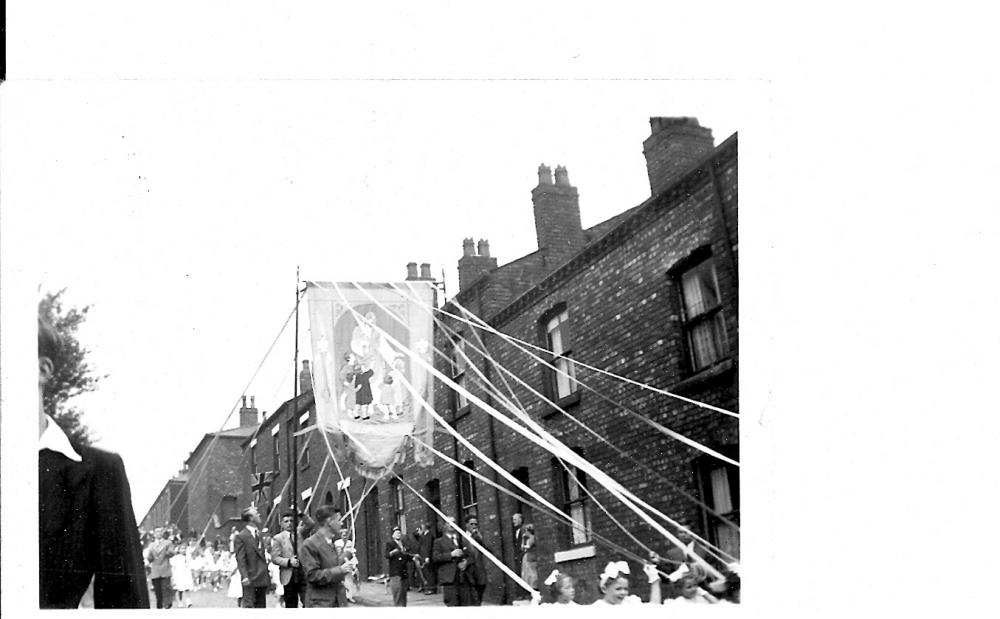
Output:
top-left (553, 544), bottom-right (596, 563)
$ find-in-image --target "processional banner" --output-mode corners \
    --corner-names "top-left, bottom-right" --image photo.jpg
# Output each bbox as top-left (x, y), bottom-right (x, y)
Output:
top-left (306, 281), bottom-right (435, 478)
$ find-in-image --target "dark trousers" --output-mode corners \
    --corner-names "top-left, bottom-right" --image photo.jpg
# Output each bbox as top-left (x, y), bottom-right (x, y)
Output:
top-left (422, 562), bottom-right (437, 592)
top-left (442, 582), bottom-right (476, 607)
top-left (281, 580), bottom-right (306, 608)
top-left (242, 585), bottom-right (268, 608)
top-left (389, 576), bottom-right (408, 606)
top-left (152, 577), bottom-right (172, 609)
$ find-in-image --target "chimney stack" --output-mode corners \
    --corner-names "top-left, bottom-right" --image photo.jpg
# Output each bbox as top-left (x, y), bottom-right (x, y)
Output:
top-left (531, 163), bottom-right (585, 268)
top-left (239, 395), bottom-right (259, 428)
top-left (406, 262), bottom-right (418, 280)
top-left (300, 360), bottom-right (313, 394)
top-left (420, 263), bottom-right (432, 279)
top-left (642, 117), bottom-right (714, 197)
top-left (458, 237), bottom-right (498, 292)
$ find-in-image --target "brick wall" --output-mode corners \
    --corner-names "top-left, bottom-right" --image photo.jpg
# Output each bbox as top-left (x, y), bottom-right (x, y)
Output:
top-left (187, 435), bottom-right (252, 545)
top-left (384, 134), bottom-right (738, 604)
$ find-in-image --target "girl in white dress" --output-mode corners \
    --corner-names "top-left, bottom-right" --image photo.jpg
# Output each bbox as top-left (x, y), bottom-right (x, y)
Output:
top-left (543, 570), bottom-right (578, 605)
top-left (170, 549), bottom-right (194, 607)
top-left (591, 561), bottom-right (643, 606)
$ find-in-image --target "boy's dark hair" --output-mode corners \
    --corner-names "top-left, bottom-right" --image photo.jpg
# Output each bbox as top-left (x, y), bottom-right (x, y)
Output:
top-left (315, 505), bottom-right (342, 524)
top-left (38, 316), bottom-right (61, 367)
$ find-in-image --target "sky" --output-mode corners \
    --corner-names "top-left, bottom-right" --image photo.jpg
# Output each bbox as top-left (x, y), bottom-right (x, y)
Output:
top-left (4, 2), bottom-right (999, 614)
top-left (8, 79), bottom-right (747, 518)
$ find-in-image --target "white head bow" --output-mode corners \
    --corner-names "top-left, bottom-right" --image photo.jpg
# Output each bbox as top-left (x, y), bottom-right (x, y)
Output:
top-left (544, 570), bottom-right (560, 586)
top-left (667, 563), bottom-right (690, 583)
top-left (600, 561), bottom-right (630, 583)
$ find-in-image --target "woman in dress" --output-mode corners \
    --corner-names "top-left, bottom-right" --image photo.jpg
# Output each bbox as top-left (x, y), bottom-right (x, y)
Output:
top-left (520, 523), bottom-right (539, 591)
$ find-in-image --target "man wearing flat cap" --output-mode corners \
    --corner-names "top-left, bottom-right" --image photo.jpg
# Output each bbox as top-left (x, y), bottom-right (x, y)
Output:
top-left (385, 525), bottom-right (418, 606)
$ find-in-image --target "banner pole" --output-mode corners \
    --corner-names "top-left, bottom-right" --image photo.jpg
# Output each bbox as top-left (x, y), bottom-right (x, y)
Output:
top-left (292, 266), bottom-right (301, 553)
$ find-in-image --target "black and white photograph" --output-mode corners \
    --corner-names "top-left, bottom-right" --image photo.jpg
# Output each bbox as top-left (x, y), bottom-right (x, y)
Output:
top-left (4, 2), bottom-right (999, 617)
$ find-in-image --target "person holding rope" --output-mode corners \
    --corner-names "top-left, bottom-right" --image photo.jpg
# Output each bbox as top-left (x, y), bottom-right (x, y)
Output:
top-left (593, 561), bottom-right (643, 606)
top-left (300, 505), bottom-right (352, 607)
top-left (233, 506), bottom-right (271, 608)
top-left (433, 517), bottom-right (475, 606)
top-left (270, 511), bottom-right (306, 608)
top-left (463, 517), bottom-right (489, 605)
top-left (385, 525), bottom-right (419, 606)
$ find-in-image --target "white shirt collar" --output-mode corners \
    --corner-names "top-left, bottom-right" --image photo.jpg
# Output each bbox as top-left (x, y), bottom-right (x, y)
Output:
top-left (39, 415), bottom-right (82, 462)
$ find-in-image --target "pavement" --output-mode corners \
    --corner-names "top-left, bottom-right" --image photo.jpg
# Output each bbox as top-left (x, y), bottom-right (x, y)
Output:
top-left (146, 578), bottom-right (450, 608)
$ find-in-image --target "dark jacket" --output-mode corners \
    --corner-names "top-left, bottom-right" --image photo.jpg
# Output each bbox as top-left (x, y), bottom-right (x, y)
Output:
top-left (39, 444), bottom-right (150, 609)
top-left (385, 538), bottom-right (417, 578)
top-left (299, 531), bottom-right (348, 606)
top-left (234, 526), bottom-right (271, 587)
top-left (432, 533), bottom-right (466, 585)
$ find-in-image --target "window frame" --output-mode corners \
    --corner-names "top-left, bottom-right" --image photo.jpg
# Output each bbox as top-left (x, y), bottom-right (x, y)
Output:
top-left (448, 333), bottom-right (470, 416)
top-left (457, 460), bottom-right (479, 522)
top-left (540, 304), bottom-right (580, 404)
top-left (672, 247), bottom-right (730, 374)
top-left (391, 479), bottom-right (408, 534)
top-left (271, 425), bottom-right (281, 474)
top-left (552, 450), bottom-right (592, 548)
top-left (694, 447), bottom-right (740, 560)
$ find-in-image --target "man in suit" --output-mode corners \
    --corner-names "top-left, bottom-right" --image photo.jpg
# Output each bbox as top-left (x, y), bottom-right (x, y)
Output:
top-left (299, 505), bottom-right (352, 607)
top-left (432, 517), bottom-right (475, 606)
top-left (417, 520), bottom-right (438, 594)
top-left (385, 525), bottom-right (418, 606)
top-left (510, 512), bottom-right (525, 601)
top-left (145, 527), bottom-right (175, 608)
top-left (271, 511), bottom-right (306, 608)
top-left (38, 316), bottom-right (150, 609)
top-left (233, 506), bottom-right (271, 608)
top-left (463, 517), bottom-right (488, 605)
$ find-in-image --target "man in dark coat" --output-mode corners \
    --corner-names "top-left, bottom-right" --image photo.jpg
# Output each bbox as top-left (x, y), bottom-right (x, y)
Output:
top-left (417, 521), bottom-right (438, 594)
top-left (299, 505), bottom-right (351, 607)
top-left (38, 316), bottom-right (150, 609)
top-left (385, 525), bottom-right (418, 606)
top-left (233, 506), bottom-right (271, 608)
top-left (432, 517), bottom-right (475, 606)
top-left (463, 516), bottom-right (488, 605)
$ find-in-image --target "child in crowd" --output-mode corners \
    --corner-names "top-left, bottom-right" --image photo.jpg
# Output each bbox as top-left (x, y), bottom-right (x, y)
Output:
top-left (592, 561), bottom-right (642, 606)
top-left (189, 547), bottom-right (204, 590)
top-left (543, 570), bottom-right (578, 604)
top-left (169, 544), bottom-right (194, 607)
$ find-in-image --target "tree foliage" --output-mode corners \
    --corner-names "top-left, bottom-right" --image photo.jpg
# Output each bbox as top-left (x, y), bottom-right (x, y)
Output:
top-left (39, 289), bottom-right (106, 446)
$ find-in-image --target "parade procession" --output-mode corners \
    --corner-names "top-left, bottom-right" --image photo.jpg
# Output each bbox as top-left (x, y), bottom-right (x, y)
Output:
top-left (36, 113), bottom-right (739, 610)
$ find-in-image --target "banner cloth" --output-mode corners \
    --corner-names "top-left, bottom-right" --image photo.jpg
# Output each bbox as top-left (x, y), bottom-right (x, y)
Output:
top-left (306, 281), bottom-right (435, 478)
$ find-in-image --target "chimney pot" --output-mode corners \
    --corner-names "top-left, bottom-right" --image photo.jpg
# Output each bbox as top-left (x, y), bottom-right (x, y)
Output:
top-left (477, 239), bottom-right (489, 257)
top-left (462, 238), bottom-right (475, 256)
top-left (250, 396), bottom-right (255, 409)
top-left (554, 165), bottom-right (570, 187)
top-left (242, 395), bottom-right (247, 408)
top-left (537, 164), bottom-right (553, 186)
top-left (420, 263), bottom-right (432, 279)
top-left (406, 262), bottom-right (418, 279)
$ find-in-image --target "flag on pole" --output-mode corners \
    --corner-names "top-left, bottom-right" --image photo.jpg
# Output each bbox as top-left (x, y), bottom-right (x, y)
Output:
top-left (306, 281), bottom-right (435, 478)
top-left (251, 471), bottom-right (276, 507)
